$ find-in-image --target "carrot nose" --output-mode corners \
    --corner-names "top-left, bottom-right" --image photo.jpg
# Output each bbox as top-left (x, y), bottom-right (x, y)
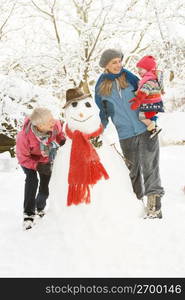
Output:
top-left (79, 113), bottom-right (84, 118)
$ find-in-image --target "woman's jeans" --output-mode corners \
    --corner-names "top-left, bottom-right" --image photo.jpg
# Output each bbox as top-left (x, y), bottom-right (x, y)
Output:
top-left (120, 131), bottom-right (164, 200)
top-left (22, 167), bottom-right (51, 216)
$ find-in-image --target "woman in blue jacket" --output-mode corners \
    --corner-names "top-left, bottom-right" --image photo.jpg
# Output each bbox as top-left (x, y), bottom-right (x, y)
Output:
top-left (95, 48), bottom-right (164, 218)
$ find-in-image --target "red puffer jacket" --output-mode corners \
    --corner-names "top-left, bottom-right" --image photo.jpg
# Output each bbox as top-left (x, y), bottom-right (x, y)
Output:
top-left (16, 118), bottom-right (65, 170)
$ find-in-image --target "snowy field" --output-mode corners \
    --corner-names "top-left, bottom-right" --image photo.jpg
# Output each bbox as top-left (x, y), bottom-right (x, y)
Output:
top-left (0, 112), bottom-right (185, 278)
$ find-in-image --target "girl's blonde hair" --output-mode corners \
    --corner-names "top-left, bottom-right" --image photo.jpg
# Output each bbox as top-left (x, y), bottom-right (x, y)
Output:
top-left (98, 72), bottom-right (128, 96)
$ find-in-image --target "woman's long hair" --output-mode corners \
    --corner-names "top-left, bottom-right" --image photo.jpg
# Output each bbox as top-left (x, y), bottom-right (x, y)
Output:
top-left (99, 72), bottom-right (128, 96)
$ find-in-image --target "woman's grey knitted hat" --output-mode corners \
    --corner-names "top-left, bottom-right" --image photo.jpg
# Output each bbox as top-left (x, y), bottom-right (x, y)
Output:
top-left (99, 48), bottom-right (123, 68)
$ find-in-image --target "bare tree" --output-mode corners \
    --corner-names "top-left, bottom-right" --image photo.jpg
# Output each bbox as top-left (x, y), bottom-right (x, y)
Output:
top-left (0, 1), bottom-right (16, 40)
top-left (69, 0), bottom-right (144, 93)
top-left (31, 0), bottom-right (62, 52)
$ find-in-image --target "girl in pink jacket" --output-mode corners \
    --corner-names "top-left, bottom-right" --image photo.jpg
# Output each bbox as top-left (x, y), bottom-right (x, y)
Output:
top-left (129, 55), bottom-right (164, 139)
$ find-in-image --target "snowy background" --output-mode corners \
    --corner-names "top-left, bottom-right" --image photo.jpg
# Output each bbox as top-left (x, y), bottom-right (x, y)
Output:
top-left (1, 113), bottom-right (185, 278)
top-left (0, 0), bottom-right (185, 139)
top-left (0, 0), bottom-right (185, 278)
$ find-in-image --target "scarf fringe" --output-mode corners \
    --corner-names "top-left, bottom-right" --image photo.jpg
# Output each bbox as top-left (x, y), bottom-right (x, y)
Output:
top-left (67, 184), bottom-right (90, 206)
top-left (67, 162), bottom-right (109, 206)
top-left (90, 161), bottom-right (109, 184)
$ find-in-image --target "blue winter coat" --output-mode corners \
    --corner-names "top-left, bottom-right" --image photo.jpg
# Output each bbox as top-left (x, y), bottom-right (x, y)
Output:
top-left (95, 69), bottom-right (147, 140)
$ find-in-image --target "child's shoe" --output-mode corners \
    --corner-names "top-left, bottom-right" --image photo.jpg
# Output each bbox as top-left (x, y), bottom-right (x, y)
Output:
top-left (150, 126), bottom-right (162, 139)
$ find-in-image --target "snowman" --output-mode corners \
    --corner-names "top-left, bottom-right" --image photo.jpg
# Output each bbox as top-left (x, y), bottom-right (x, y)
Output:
top-left (48, 87), bottom-right (142, 232)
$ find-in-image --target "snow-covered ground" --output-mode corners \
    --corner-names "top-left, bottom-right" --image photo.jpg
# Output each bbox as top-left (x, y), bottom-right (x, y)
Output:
top-left (0, 112), bottom-right (185, 278)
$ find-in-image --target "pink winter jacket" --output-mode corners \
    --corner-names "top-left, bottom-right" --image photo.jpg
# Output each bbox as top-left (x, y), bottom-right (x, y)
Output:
top-left (16, 118), bottom-right (66, 170)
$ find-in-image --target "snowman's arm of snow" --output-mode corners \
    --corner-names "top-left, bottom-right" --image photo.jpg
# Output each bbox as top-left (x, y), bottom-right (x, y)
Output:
top-left (94, 94), bottom-right (110, 128)
top-left (16, 132), bottom-right (38, 170)
top-left (102, 118), bottom-right (119, 146)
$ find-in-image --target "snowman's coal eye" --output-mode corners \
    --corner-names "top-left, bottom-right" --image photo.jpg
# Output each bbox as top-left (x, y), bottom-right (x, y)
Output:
top-left (72, 102), bottom-right (78, 107)
top-left (85, 102), bottom-right (91, 107)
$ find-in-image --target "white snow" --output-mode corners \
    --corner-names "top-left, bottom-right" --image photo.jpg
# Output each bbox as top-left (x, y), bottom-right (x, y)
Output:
top-left (0, 112), bottom-right (185, 278)
top-left (158, 112), bottom-right (185, 145)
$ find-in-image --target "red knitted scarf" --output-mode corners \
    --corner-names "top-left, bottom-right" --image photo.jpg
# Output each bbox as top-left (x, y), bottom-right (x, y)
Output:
top-left (66, 124), bottom-right (109, 206)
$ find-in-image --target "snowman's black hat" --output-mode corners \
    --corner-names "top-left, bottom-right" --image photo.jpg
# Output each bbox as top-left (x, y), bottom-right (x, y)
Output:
top-left (63, 88), bottom-right (91, 108)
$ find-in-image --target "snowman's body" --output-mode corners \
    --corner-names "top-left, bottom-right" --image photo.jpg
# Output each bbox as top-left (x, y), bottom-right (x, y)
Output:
top-left (49, 98), bottom-right (141, 242)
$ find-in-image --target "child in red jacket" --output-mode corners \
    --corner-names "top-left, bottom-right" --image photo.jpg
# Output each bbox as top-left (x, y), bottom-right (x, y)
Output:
top-left (129, 55), bottom-right (164, 138)
top-left (16, 107), bottom-right (66, 230)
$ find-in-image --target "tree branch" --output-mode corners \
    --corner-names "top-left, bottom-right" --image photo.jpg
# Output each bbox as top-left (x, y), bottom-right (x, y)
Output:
top-left (31, 0), bottom-right (53, 17)
top-left (31, 0), bottom-right (62, 50)
top-left (0, 2), bottom-right (16, 36)
top-left (85, 4), bottom-right (113, 63)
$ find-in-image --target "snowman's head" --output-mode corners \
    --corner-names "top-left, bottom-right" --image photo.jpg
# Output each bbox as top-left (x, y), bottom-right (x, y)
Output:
top-left (63, 88), bottom-right (101, 134)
